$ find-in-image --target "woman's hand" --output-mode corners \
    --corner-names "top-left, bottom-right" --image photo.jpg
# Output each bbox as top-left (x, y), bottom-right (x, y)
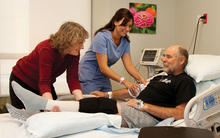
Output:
top-left (42, 92), bottom-right (60, 112)
top-left (90, 91), bottom-right (108, 98)
top-left (50, 106), bottom-right (60, 112)
top-left (44, 106), bottom-right (60, 112)
top-left (72, 89), bottom-right (83, 101)
top-left (123, 80), bottom-right (140, 97)
top-left (42, 92), bottom-right (53, 100)
top-left (139, 77), bottom-right (147, 85)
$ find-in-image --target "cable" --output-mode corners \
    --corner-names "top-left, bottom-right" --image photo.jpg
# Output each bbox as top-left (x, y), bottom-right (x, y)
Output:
top-left (192, 15), bottom-right (207, 54)
top-left (188, 15), bottom-right (206, 54)
top-left (192, 17), bottom-right (202, 54)
top-left (188, 24), bottom-right (197, 52)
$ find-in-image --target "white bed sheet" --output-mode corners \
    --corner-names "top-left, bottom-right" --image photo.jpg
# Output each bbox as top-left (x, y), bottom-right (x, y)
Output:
top-left (0, 113), bottom-right (138, 138)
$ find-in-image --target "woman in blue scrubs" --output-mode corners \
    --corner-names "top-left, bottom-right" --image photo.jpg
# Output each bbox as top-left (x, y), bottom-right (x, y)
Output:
top-left (79, 8), bottom-right (146, 94)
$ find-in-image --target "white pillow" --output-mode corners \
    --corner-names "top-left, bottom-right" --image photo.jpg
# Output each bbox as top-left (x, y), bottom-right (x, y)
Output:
top-left (195, 80), bottom-right (215, 95)
top-left (25, 112), bottom-right (121, 138)
top-left (195, 78), bottom-right (220, 95)
top-left (185, 54), bottom-right (220, 83)
top-left (213, 77), bottom-right (220, 84)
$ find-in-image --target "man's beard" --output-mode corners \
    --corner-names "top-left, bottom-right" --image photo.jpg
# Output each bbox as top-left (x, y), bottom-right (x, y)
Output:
top-left (163, 66), bottom-right (175, 74)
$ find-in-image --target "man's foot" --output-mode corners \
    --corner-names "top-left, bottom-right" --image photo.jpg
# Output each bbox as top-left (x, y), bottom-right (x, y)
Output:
top-left (6, 103), bottom-right (33, 121)
top-left (11, 81), bottom-right (48, 113)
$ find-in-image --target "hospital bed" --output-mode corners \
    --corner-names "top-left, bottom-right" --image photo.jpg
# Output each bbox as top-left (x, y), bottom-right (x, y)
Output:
top-left (0, 54), bottom-right (220, 138)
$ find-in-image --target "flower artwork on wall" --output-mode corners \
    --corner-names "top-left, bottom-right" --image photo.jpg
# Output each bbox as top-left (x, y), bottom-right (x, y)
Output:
top-left (129, 3), bottom-right (157, 34)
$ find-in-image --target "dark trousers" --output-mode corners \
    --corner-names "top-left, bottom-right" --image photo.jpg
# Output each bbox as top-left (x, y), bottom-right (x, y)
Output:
top-left (9, 72), bottom-right (57, 109)
top-left (79, 97), bottom-right (118, 114)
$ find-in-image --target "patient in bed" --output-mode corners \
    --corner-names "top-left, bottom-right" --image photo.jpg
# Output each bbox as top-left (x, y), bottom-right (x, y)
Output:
top-left (7, 45), bottom-right (196, 128)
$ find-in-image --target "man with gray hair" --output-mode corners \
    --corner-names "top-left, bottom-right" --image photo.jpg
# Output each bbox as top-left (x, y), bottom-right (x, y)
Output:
top-left (91, 45), bottom-right (196, 127)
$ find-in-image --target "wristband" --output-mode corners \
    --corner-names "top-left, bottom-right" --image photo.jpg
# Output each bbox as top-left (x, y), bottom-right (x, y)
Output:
top-left (128, 83), bottom-right (147, 98)
top-left (136, 99), bottom-right (144, 109)
top-left (119, 77), bottom-right (125, 84)
top-left (107, 91), bottom-right (112, 99)
top-left (128, 89), bottom-right (137, 98)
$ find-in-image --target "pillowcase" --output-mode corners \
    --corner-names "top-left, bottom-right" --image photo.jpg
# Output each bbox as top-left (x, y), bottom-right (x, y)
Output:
top-left (195, 80), bottom-right (215, 95)
top-left (213, 77), bottom-right (220, 84)
top-left (25, 112), bottom-right (121, 138)
top-left (185, 54), bottom-right (220, 83)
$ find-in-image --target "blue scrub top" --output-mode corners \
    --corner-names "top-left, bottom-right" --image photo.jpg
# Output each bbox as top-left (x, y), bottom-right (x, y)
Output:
top-left (79, 30), bottom-right (130, 82)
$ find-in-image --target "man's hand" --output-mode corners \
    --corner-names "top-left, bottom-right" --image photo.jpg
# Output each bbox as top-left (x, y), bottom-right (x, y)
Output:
top-left (124, 99), bottom-right (137, 108)
top-left (90, 91), bottom-right (108, 98)
top-left (124, 99), bottom-right (145, 111)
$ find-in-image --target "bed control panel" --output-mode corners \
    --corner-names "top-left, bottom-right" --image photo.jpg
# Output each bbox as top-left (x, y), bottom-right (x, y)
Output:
top-left (184, 84), bottom-right (220, 136)
top-left (203, 92), bottom-right (220, 110)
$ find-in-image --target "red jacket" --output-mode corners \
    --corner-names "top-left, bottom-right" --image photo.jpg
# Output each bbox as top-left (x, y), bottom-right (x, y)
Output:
top-left (12, 39), bottom-right (81, 95)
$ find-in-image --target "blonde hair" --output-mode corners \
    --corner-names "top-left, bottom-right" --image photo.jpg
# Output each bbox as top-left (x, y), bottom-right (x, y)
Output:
top-left (50, 21), bottom-right (88, 54)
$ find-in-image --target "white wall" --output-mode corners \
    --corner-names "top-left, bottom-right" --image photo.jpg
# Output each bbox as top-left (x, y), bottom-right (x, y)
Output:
top-left (0, 0), bottom-right (29, 95)
top-left (29, 0), bottom-right (91, 57)
top-left (175, 0), bottom-right (220, 55)
top-left (0, 0), bottom-right (29, 54)
top-left (92, 0), bottom-right (176, 90)
top-left (0, 0), bottom-right (91, 95)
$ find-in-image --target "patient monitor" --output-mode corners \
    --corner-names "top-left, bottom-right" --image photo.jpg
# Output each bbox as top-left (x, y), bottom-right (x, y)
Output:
top-left (140, 48), bottom-right (164, 77)
top-left (184, 84), bottom-right (220, 135)
top-left (140, 48), bottom-right (164, 66)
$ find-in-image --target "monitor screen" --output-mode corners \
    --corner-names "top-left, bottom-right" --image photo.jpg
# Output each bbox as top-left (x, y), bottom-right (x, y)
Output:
top-left (142, 50), bottom-right (157, 62)
top-left (140, 48), bottom-right (164, 66)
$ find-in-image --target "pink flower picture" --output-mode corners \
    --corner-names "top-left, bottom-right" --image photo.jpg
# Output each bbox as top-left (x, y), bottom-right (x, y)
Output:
top-left (129, 3), bottom-right (157, 34)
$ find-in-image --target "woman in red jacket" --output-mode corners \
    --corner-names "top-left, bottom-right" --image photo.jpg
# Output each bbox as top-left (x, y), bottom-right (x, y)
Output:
top-left (9, 21), bottom-right (88, 109)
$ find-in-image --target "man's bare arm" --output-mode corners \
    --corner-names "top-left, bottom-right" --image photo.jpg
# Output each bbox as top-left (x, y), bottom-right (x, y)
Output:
top-left (125, 99), bottom-right (186, 120)
top-left (90, 88), bottom-right (132, 100)
top-left (142, 103), bottom-right (186, 120)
